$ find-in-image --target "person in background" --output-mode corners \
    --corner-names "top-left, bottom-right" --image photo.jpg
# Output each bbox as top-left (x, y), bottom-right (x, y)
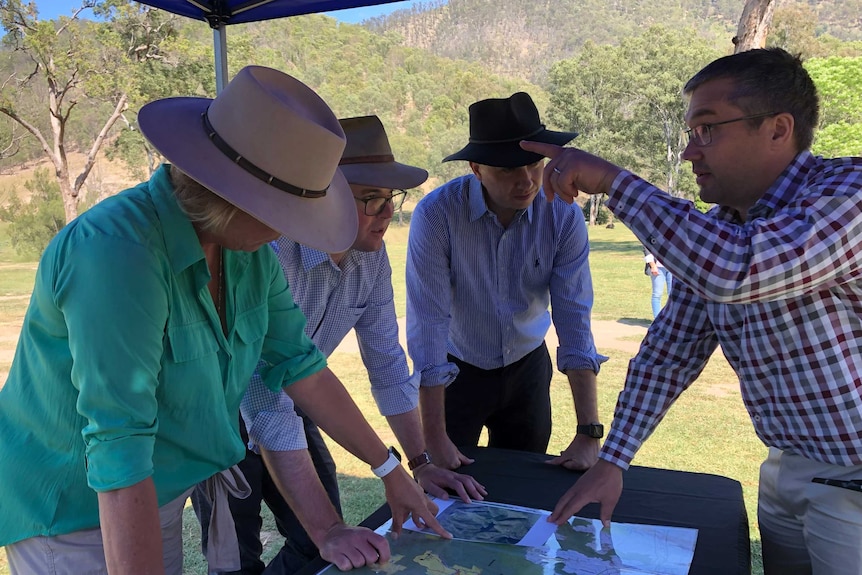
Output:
top-left (194, 115), bottom-right (483, 575)
top-left (406, 92), bottom-right (606, 474)
top-left (524, 47), bottom-right (862, 575)
top-left (642, 245), bottom-right (672, 318)
top-left (0, 66), bottom-right (443, 575)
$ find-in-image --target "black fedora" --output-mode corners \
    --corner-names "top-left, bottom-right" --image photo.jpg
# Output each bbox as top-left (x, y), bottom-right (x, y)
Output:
top-left (442, 92), bottom-right (577, 168)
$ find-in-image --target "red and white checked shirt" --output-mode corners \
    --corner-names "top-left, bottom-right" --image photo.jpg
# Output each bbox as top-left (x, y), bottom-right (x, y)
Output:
top-left (603, 151), bottom-right (862, 468)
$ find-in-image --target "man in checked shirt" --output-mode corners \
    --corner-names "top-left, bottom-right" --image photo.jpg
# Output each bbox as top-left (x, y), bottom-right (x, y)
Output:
top-left (523, 47), bottom-right (862, 575)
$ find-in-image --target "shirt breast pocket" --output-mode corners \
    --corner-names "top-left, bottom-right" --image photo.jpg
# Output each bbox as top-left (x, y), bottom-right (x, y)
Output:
top-left (235, 303), bottom-right (268, 346)
top-left (163, 320), bottom-right (221, 412)
top-left (523, 256), bottom-right (552, 290)
top-left (166, 320), bottom-right (219, 363)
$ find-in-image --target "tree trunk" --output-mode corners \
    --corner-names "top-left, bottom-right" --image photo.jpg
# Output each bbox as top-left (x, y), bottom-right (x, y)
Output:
top-left (734, 0), bottom-right (778, 53)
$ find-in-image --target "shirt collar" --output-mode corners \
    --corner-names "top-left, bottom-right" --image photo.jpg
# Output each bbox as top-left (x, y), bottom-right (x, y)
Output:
top-left (148, 164), bottom-right (206, 275)
top-left (713, 151), bottom-right (815, 223)
top-left (299, 241), bottom-right (365, 272)
top-left (746, 151), bottom-right (815, 220)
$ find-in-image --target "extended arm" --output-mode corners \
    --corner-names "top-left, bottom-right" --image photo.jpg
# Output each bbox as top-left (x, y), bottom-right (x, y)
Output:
top-left (419, 385), bottom-right (474, 470)
top-left (522, 141), bottom-right (862, 304)
top-left (285, 367), bottom-right (450, 538)
top-left (261, 447), bottom-right (390, 570)
top-left (406, 199), bottom-right (467, 469)
top-left (546, 369), bottom-right (600, 471)
top-left (99, 478), bottom-right (163, 574)
top-left (386, 408), bottom-right (486, 502)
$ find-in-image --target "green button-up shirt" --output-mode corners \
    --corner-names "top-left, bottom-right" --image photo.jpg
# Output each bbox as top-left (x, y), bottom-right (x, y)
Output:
top-left (0, 164), bottom-right (326, 545)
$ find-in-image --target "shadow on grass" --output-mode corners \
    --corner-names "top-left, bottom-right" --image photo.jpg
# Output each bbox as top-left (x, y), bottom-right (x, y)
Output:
top-left (589, 240), bottom-right (643, 253)
top-left (618, 317), bottom-right (652, 328)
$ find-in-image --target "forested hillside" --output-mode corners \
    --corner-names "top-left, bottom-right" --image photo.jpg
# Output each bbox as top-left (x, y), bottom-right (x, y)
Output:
top-left (368, 0), bottom-right (862, 81)
top-left (0, 0), bottom-right (860, 255)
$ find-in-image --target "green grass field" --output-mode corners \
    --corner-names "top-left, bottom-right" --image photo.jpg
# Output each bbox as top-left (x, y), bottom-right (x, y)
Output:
top-left (0, 222), bottom-right (765, 574)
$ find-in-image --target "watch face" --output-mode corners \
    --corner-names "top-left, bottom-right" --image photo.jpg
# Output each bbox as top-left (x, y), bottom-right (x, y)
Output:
top-left (389, 446), bottom-right (402, 462)
top-left (578, 423), bottom-right (604, 438)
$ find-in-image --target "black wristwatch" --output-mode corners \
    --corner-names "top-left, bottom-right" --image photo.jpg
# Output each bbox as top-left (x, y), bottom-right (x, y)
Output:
top-left (576, 423), bottom-right (604, 439)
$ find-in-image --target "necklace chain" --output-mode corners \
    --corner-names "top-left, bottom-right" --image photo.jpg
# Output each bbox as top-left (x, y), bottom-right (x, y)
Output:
top-left (215, 249), bottom-right (225, 333)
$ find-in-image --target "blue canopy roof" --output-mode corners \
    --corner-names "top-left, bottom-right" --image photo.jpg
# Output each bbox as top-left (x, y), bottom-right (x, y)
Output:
top-left (134, 0), bottom-right (407, 91)
top-left (135, 0), bottom-right (405, 26)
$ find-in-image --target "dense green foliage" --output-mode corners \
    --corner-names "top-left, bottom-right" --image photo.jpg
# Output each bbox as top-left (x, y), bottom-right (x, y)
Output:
top-left (546, 27), bottom-right (723, 198)
top-left (0, 168), bottom-right (65, 255)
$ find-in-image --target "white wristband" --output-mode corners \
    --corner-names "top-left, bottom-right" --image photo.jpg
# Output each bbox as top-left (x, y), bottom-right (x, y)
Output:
top-left (371, 447), bottom-right (401, 478)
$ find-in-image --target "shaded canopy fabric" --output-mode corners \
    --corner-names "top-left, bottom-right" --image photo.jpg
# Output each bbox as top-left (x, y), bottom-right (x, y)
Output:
top-left (135, 0), bottom-right (404, 26)
top-left (135, 0), bottom-right (407, 91)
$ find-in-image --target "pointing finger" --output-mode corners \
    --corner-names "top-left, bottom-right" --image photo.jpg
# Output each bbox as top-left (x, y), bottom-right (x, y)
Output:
top-left (520, 140), bottom-right (565, 158)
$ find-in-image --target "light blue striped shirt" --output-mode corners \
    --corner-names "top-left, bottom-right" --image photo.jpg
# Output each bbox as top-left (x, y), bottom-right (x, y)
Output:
top-left (406, 174), bottom-right (603, 388)
top-left (241, 237), bottom-right (419, 451)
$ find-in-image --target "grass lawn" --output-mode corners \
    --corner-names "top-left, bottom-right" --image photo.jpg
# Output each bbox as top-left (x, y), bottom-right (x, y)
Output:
top-left (0, 221), bottom-right (765, 574)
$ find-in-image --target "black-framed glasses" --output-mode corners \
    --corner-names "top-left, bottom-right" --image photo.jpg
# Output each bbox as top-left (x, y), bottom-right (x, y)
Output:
top-left (354, 190), bottom-right (407, 216)
top-left (683, 112), bottom-right (778, 147)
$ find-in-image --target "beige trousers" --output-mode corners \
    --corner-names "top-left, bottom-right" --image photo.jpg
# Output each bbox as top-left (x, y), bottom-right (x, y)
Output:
top-left (5, 488), bottom-right (192, 575)
top-left (758, 447), bottom-right (862, 575)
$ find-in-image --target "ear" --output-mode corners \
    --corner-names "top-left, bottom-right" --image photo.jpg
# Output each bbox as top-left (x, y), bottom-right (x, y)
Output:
top-left (769, 113), bottom-right (795, 149)
top-left (469, 162), bottom-right (482, 180)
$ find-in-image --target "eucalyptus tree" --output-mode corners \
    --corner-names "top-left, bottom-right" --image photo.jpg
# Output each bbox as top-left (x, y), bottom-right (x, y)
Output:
top-left (547, 26), bottom-right (721, 202)
top-left (0, 0), bottom-right (182, 222)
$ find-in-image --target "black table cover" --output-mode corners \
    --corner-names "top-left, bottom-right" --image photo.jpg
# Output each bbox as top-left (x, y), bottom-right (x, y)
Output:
top-left (299, 446), bottom-right (751, 574)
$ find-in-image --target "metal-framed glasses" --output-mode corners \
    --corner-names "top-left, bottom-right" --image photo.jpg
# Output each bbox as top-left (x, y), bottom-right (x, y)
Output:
top-left (355, 190), bottom-right (407, 216)
top-left (683, 112), bottom-right (778, 147)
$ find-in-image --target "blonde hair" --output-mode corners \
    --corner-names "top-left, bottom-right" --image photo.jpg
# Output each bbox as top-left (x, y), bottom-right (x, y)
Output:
top-left (170, 164), bottom-right (239, 235)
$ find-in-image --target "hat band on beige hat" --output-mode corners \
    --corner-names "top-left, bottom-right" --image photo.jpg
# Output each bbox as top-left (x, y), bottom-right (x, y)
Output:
top-left (202, 110), bottom-right (327, 198)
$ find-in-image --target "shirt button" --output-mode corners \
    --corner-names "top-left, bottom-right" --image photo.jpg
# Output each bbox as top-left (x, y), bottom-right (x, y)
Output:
top-left (648, 235), bottom-right (657, 245)
top-left (753, 414), bottom-right (762, 422)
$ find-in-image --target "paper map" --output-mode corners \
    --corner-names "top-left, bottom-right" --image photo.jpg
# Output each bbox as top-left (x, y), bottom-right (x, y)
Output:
top-left (317, 498), bottom-right (698, 574)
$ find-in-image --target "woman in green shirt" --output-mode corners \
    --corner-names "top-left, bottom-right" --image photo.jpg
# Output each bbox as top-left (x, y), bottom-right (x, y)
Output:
top-left (0, 66), bottom-right (444, 574)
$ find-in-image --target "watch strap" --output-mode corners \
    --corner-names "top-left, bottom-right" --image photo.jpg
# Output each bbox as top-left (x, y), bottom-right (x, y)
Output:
top-left (576, 423), bottom-right (604, 438)
top-left (371, 446), bottom-right (401, 478)
top-left (407, 450), bottom-right (432, 471)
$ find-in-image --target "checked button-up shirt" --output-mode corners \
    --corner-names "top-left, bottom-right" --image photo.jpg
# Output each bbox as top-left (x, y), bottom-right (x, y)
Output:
top-left (602, 151), bottom-right (862, 469)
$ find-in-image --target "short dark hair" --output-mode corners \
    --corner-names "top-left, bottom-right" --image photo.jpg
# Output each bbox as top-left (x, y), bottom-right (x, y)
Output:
top-left (683, 48), bottom-right (819, 152)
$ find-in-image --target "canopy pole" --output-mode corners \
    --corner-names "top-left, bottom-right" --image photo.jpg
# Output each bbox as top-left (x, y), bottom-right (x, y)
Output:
top-left (213, 24), bottom-right (229, 94)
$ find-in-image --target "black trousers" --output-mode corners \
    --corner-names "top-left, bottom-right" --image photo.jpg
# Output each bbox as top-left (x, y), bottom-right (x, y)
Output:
top-left (192, 411), bottom-right (341, 575)
top-left (445, 342), bottom-right (553, 454)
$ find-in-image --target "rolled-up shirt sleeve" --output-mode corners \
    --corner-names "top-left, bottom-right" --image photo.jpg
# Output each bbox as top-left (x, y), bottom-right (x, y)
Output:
top-left (58, 237), bottom-right (168, 492)
top-left (241, 364), bottom-right (307, 453)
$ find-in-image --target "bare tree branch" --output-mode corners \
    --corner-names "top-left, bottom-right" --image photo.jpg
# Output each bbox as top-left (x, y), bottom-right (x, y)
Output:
top-left (0, 105), bottom-right (56, 164)
top-left (74, 92), bottom-right (127, 193)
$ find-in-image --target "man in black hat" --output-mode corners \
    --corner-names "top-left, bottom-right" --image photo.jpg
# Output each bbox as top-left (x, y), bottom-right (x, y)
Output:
top-left (405, 92), bottom-right (606, 472)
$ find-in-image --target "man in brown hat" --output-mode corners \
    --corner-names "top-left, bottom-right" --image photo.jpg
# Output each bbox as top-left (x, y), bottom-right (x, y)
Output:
top-left (195, 115), bottom-right (486, 575)
top-left (406, 92), bottom-right (606, 472)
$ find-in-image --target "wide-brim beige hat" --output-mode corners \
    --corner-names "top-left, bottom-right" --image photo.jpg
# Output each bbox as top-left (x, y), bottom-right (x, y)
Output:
top-left (138, 66), bottom-right (357, 253)
top-left (338, 115), bottom-right (428, 190)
